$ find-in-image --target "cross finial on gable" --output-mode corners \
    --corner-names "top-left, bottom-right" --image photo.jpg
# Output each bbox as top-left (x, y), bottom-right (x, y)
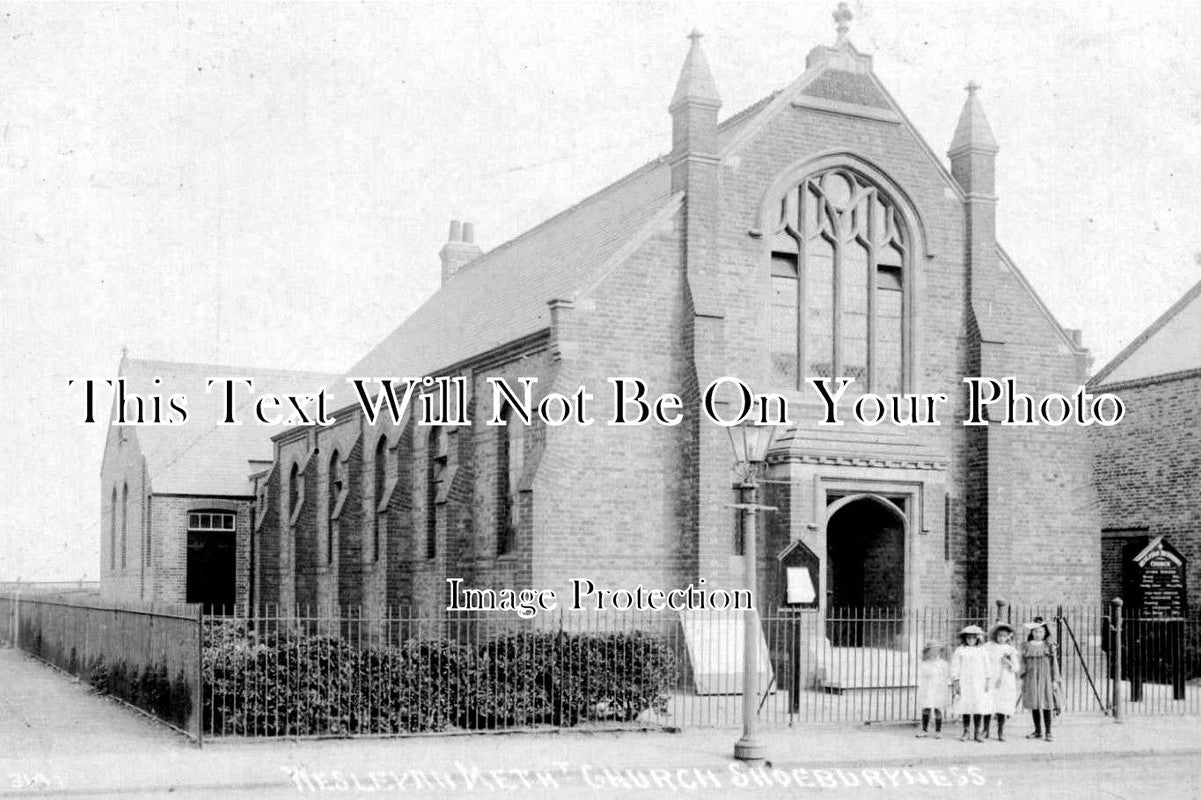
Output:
top-left (966, 80), bottom-right (981, 95)
top-left (687, 28), bottom-right (703, 43)
top-left (834, 2), bottom-right (853, 44)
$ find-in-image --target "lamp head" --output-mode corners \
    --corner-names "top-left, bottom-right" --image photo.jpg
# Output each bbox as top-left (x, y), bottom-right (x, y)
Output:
top-left (726, 420), bottom-right (780, 482)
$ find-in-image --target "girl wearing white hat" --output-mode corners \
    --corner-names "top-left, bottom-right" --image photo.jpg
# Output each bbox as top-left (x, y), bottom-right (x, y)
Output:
top-left (983, 622), bottom-right (1020, 741)
top-left (950, 625), bottom-right (991, 742)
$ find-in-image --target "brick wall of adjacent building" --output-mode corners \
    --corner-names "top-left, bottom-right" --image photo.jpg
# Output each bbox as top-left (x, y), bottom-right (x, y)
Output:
top-left (1092, 372), bottom-right (1201, 610)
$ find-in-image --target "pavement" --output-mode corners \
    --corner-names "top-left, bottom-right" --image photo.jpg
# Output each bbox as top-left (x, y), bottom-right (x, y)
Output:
top-left (2, 646), bottom-right (1200, 798)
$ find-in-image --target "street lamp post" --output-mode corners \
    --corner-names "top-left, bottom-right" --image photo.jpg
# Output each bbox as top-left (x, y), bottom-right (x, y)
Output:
top-left (727, 421), bottom-right (779, 762)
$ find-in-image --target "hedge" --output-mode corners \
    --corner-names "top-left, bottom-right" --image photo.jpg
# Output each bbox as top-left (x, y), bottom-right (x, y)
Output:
top-left (202, 623), bottom-right (677, 736)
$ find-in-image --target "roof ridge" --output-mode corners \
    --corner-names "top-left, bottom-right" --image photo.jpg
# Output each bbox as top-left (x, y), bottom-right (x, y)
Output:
top-left (1091, 275), bottom-right (1201, 385)
top-left (451, 92), bottom-right (777, 284)
top-left (123, 357), bottom-right (339, 381)
top-left (717, 90), bottom-right (782, 131)
top-left (453, 155), bottom-right (669, 278)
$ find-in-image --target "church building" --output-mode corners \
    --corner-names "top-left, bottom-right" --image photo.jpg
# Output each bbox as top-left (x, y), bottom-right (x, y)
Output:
top-left (104, 9), bottom-right (1101, 615)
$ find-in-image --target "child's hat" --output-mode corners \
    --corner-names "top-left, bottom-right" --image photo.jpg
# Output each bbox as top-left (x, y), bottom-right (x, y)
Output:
top-left (1023, 615), bottom-right (1050, 631)
top-left (921, 641), bottom-right (944, 657)
top-left (959, 624), bottom-right (985, 637)
top-left (989, 621), bottom-right (1014, 637)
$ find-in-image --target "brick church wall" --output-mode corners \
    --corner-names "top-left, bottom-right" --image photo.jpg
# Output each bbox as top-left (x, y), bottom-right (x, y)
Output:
top-left (256, 465), bottom-right (282, 608)
top-left (385, 422), bottom-right (417, 610)
top-left (281, 435), bottom-right (321, 613)
top-left (530, 221), bottom-right (693, 617)
top-left (459, 350), bottom-right (550, 609)
top-left (336, 433), bottom-right (365, 610)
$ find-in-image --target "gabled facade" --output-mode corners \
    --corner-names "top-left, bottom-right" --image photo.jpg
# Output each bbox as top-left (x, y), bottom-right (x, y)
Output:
top-left (249, 19), bottom-right (1099, 617)
top-left (100, 356), bottom-right (338, 608)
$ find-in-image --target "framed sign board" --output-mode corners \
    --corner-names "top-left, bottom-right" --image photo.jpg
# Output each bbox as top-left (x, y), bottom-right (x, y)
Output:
top-left (778, 539), bottom-right (821, 609)
top-left (1124, 536), bottom-right (1188, 617)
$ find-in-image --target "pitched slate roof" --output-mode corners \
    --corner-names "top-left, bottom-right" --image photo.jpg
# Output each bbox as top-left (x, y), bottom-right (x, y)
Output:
top-left (348, 159), bottom-right (675, 379)
top-left (1091, 277), bottom-right (1201, 386)
top-left (346, 85), bottom-right (800, 382)
top-left (116, 358), bottom-right (339, 496)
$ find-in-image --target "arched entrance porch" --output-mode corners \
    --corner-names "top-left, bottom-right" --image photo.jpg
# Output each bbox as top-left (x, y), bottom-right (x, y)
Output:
top-left (825, 493), bottom-right (906, 647)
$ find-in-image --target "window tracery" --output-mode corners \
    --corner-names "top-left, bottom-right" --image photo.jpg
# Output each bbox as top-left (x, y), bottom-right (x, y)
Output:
top-left (770, 168), bottom-right (907, 394)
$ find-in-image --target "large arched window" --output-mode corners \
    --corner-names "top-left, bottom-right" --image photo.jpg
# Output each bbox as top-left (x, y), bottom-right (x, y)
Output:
top-left (327, 450), bottom-right (341, 565)
top-left (373, 435), bottom-right (387, 563)
top-left (770, 168), bottom-right (907, 395)
top-left (496, 406), bottom-right (523, 556)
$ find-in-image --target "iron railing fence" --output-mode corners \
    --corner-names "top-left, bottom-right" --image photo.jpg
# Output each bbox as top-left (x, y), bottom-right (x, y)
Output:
top-left (7, 596), bottom-right (1201, 742)
top-left (1111, 606), bottom-right (1200, 717)
top-left (0, 593), bottom-right (203, 741)
top-left (200, 602), bottom-right (1201, 737)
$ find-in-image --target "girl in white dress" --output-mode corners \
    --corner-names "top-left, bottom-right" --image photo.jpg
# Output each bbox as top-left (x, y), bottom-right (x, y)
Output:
top-left (915, 642), bottom-right (951, 738)
top-left (982, 622), bottom-right (1020, 741)
top-left (950, 625), bottom-right (991, 742)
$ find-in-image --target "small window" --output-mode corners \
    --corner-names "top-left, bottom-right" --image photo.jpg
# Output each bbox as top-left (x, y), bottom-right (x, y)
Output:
top-left (427, 428), bottom-right (447, 559)
top-left (497, 405), bottom-right (523, 556)
top-left (327, 450), bottom-right (341, 565)
top-left (110, 487), bottom-right (117, 570)
top-left (373, 435), bottom-right (388, 563)
top-left (288, 463), bottom-right (300, 515)
top-left (189, 511), bottom-right (236, 532)
top-left (120, 483), bottom-right (128, 570)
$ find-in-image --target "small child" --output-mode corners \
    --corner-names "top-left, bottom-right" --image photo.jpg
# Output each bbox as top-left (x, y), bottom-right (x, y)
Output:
top-left (915, 642), bottom-right (951, 738)
top-left (982, 622), bottom-right (1020, 741)
top-left (951, 625), bottom-right (991, 742)
top-left (1022, 617), bottom-right (1061, 742)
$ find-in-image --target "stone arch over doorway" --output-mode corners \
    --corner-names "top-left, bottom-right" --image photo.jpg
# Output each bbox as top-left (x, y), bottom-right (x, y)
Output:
top-left (824, 493), bottom-right (907, 646)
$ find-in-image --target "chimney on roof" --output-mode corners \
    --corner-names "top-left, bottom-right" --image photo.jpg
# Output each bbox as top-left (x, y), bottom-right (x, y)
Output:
top-left (440, 219), bottom-right (482, 285)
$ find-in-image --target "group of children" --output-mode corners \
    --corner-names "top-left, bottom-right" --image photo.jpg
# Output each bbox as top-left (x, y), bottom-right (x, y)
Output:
top-left (916, 617), bottom-right (1061, 742)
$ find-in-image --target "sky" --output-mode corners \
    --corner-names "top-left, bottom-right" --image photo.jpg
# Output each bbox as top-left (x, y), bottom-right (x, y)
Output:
top-left (2, 1), bottom-right (1199, 581)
